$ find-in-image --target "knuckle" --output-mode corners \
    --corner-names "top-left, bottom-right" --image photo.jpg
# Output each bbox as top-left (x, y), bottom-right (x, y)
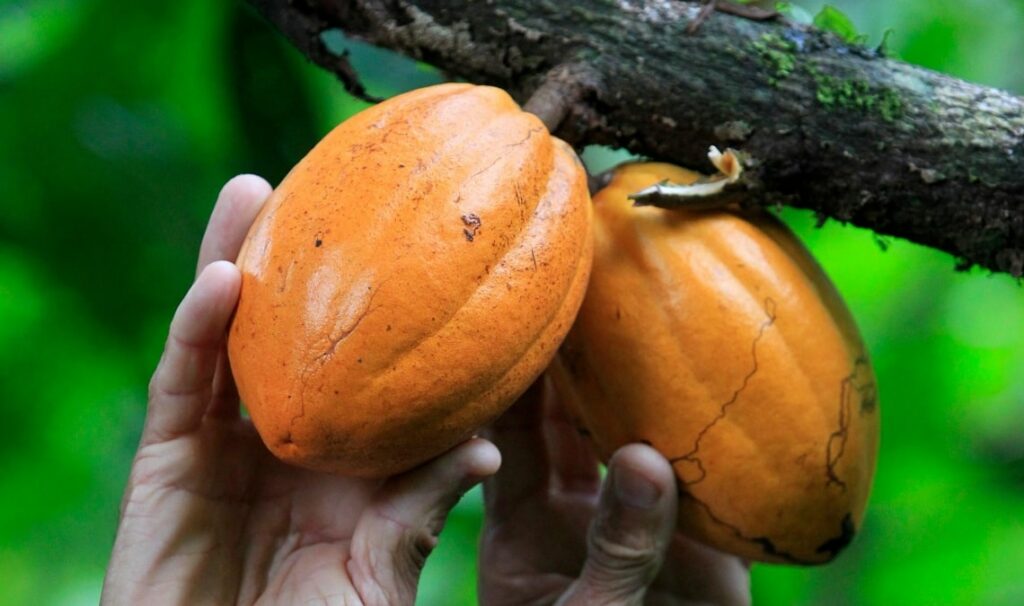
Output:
top-left (404, 528), bottom-right (439, 570)
top-left (369, 503), bottom-right (437, 574)
top-left (587, 529), bottom-right (661, 579)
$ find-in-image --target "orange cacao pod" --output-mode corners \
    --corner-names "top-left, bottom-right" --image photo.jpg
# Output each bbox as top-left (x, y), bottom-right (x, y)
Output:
top-left (228, 83), bottom-right (593, 477)
top-left (550, 162), bottom-right (878, 564)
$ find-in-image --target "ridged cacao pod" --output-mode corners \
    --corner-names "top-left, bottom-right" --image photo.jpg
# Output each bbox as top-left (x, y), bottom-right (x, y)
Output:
top-left (228, 83), bottom-right (593, 477)
top-left (550, 162), bottom-right (878, 564)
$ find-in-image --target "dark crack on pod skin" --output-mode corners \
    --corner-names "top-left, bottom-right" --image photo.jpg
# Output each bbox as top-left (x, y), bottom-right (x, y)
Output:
top-left (825, 355), bottom-right (876, 490)
top-left (288, 281), bottom-right (386, 452)
top-left (680, 489), bottom-right (809, 565)
top-left (816, 512), bottom-right (856, 559)
top-left (669, 297), bottom-right (778, 485)
top-left (681, 489), bottom-right (857, 564)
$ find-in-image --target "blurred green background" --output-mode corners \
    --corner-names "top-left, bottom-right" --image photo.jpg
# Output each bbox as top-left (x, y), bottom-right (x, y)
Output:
top-left (1, 0), bottom-right (1023, 604)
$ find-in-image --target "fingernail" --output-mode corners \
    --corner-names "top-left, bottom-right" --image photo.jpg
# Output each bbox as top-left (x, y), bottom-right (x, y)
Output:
top-left (613, 467), bottom-right (661, 510)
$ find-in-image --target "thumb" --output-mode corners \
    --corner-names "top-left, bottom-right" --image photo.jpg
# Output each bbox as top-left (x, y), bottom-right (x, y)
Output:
top-left (557, 444), bottom-right (679, 606)
top-left (349, 438), bottom-right (501, 605)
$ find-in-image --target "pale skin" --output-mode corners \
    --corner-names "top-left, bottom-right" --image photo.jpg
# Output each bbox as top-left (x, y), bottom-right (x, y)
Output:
top-left (103, 175), bottom-right (751, 605)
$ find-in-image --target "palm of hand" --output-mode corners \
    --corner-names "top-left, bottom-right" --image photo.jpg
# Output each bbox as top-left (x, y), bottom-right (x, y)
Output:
top-left (483, 490), bottom-right (750, 606)
top-left (103, 176), bottom-right (498, 605)
top-left (479, 380), bottom-right (751, 606)
top-left (124, 417), bottom-right (432, 604)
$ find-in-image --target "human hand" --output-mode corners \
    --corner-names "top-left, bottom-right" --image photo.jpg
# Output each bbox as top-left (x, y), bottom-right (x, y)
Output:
top-left (480, 377), bottom-right (750, 605)
top-left (102, 175), bottom-right (501, 605)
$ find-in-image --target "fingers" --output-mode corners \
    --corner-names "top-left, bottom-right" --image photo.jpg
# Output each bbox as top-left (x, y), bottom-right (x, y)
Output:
top-left (482, 378), bottom-right (550, 520)
top-left (144, 261), bottom-right (241, 445)
top-left (196, 174), bottom-right (271, 274)
top-left (542, 381), bottom-right (601, 495)
top-left (483, 375), bottom-right (601, 524)
top-left (349, 438), bottom-right (501, 605)
top-left (204, 346), bottom-right (241, 419)
top-left (194, 175), bottom-right (269, 419)
top-left (556, 444), bottom-right (678, 606)
top-left (656, 535), bottom-right (752, 605)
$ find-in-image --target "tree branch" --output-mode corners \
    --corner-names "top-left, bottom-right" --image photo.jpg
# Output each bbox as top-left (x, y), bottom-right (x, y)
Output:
top-left (249, 0), bottom-right (1024, 276)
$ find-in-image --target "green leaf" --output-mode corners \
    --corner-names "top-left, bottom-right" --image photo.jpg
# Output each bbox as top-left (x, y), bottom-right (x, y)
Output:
top-left (775, 2), bottom-right (813, 24)
top-left (877, 27), bottom-right (896, 56)
top-left (813, 5), bottom-right (868, 45)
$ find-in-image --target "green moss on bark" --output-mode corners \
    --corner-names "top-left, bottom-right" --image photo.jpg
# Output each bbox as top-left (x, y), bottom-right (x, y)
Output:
top-left (812, 73), bottom-right (904, 122)
top-left (751, 33), bottom-right (796, 86)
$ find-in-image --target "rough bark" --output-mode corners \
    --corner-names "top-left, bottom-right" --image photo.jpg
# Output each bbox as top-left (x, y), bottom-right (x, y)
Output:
top-left (249, 0), bottom-right (1024, 276)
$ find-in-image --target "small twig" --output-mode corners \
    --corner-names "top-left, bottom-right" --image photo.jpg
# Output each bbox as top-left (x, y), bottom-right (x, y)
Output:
top-left (630, 147), bottom-right (747, 209)
top-left (686, 1), bottom-right (718, 34)
top-left (687, 0), bottom-right (779, 34)
top-left (248, 0), bottom-right (382, 103)
top-left (630, 183), bottom-right (746, 210)
top-left (331, 49), bottom-right (385, 104)
top-left (716, 1), bottom-right (780, 21)
top-left (522, 64), bottom-right (599, 133)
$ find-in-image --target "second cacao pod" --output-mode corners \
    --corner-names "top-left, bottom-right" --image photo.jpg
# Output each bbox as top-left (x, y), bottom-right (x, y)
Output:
top-left (551, 162), bottom-right (879, 564)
